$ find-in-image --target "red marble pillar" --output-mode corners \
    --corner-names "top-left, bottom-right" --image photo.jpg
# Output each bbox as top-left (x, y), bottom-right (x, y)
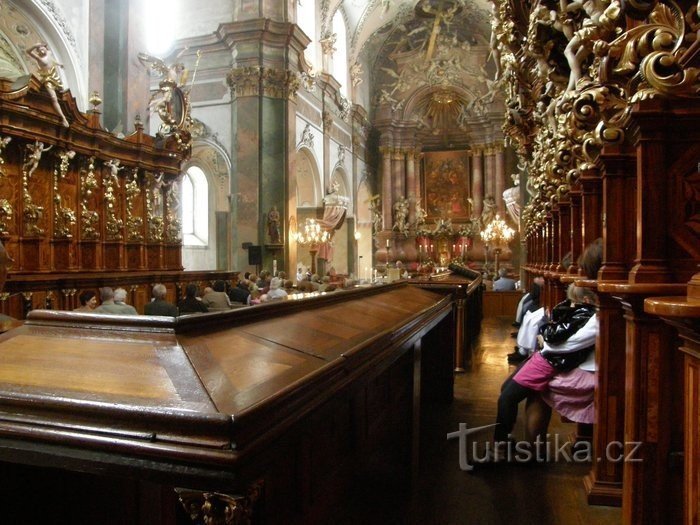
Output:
top-left (472, 148), bottom-right (484, 216)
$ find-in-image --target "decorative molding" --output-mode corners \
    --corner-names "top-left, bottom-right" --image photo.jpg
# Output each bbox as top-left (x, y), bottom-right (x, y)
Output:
top-left (103, 160), bottom-right (124, 241)
top-left (53, 150), bottom-right (76, 239)
top-left (176, 480), bottom-right (263, 525)
top-left (146, 172), bottom-right (164, 242)
top-left (79, 157), bottom-right (99, 240)
top-left (0, 135), bottom-right (10, 177)
top-left (37, 0), bottom-right (80, 63)
top-left (227, 66), bottom-right (261, 98)
top-left (125, 168), bottom-right (143, 242)
top-left (22, 141), bottom-right (50, 237)
top-left (297, 123), bottom-right (315, 150)
top-left (227, 67), bottom-right (300, 100)
top-left (164, 179), bottom-right (181, 243)
top-left (322, 110), bottom-right (333, 132)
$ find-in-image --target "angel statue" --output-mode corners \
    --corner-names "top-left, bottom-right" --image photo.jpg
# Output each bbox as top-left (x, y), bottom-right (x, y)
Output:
top-left (368, 194), bottom-right (383, 233)
top-left (138, 48), bottom-right (188, 120)
top-left (26, 43), bottom-right (69, 127)
top-left (393, 196), bottom-right (409, 236)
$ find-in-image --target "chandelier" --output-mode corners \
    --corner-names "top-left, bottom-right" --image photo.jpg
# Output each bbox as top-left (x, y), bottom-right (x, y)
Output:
top-left (295, 218), bottom-right (329, 246)
top-left (295, 218), bottom-right (329, 275)
top-left (480, 214), bottom-right (515, 247)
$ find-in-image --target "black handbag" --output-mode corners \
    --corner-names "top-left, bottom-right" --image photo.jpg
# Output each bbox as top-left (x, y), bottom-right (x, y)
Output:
top-left (543, 346), bottom-right (593, 371)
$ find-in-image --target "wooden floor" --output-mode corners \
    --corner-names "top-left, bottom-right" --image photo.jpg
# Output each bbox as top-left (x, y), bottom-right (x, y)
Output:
top-left (341, 316), bottom-right (621, 525)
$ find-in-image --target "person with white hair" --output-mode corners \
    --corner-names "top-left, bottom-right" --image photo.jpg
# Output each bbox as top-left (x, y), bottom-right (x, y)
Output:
top-left (94, 287), bottom-right (138, 315)
top-left (144, 283), bottom-right (178, 317)
top-left (113, 287), bottom-right (137, 315)
top-left (266, 277), bottom-right (288, 301)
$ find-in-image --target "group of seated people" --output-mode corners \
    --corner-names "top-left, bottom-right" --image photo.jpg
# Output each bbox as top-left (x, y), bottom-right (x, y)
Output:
top-left (71, 266), bottom-right (350, 318)
top-left (483, 239), bottom-right (602, 464)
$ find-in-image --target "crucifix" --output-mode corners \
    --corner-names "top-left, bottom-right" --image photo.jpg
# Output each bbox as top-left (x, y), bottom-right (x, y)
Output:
top-left (420, 0), bottom-right (462, 63)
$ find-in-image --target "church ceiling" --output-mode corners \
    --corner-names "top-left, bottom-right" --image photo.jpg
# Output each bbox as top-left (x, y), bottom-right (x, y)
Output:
top-left (344, 0), bottom-right (501, 148)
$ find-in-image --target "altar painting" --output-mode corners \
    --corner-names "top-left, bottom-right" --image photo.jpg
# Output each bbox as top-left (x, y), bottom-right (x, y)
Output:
top-left (422, 151), bottom-right (471, 219)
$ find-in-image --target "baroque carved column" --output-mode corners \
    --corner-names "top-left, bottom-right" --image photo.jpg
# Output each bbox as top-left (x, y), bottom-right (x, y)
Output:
top-left (406, 148), bottom-right (416, 225)
top-left (392, 148), bottom-right (405, 206)
top-left (484, 147), bottom-right (495, 200)
top-left (380, 146), bottom-right (393, 231)
top-left (471, 148), bottom-right (484, 217)
top-left (494, 144), bottom-right (506, 215)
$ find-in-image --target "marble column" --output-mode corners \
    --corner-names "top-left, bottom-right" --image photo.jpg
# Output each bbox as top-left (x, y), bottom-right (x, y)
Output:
top-left (471, 149), bottom-right (484, 216)
top-left (392, 148), bottom-right (405, 206)
top-left (225, 20), bottom-right (307, 272)
top-left (484, 147), bottom-right (495, 200)
top-left (380, 146), bottom-right (393, 230)
top-left (495, 145), bottom-right (506, 215)
top-left (406, 148), bottom-right (416, 225)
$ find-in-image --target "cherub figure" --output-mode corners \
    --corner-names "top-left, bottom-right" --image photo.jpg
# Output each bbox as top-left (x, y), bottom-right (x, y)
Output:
top-left (26, 43), bottom-right (69, 127)
top-left (104, 159), bottom-right (124, 186)
top-left (23, 141), bottom-right (53, 178)
top-left (563, 0), bottom-right (621, 91)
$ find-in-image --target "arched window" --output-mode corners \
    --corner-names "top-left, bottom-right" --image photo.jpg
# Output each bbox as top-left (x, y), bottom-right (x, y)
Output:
top-left (332, 10), bottom-right (348, 97)
top-left (297, 0), bottom-right (317, 70)
top-left (181, 166), bottom-right (209, 246)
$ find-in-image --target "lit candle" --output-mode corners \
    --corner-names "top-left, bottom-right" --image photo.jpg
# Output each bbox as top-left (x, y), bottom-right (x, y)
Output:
top-left (452, 243), bottom-right (456, 253)
top-left (386, 239), bottom-right (390, 249)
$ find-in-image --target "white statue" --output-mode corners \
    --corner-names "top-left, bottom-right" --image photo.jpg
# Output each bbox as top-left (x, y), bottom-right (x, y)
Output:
top-left (393, 196), bottom-right (409, 235)
top-left (26, 43), bottom-right (69, 127)
top-left (23, 141), bottom-right (53, 178)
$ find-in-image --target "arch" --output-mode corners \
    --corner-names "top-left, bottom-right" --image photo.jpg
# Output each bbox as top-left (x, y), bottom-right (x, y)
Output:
top-left (181, 165), bottom-right (209, 246)
top-left (331, 8), bottom-right (349, 98)
top-left (15, 0), bottom-right (86, 105)
top-left (401, 83), bottom-right (480, 123)
top-left (330, 167), bottom-right (350, 202)
top-left (296, 146), bottom-right (322, 208)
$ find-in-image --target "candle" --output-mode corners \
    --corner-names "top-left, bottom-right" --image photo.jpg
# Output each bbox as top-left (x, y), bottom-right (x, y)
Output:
top-left (386, 239), bottom-right (390, 249)
top-left (452, 243), bottom-right (456, 253)
top-left (273, 259), bottom-right (277, 276)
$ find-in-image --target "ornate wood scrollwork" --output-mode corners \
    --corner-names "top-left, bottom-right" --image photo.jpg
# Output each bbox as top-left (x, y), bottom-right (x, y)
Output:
top-left (175, 480), bottom-right (263, 525)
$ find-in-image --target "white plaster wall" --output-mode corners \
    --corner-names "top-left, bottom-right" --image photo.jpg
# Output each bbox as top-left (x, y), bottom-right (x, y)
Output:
top-left (172, 0), bottom-right (235, 39)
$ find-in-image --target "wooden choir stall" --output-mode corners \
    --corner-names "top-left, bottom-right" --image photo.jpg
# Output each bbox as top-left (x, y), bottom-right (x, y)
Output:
top-left (0, 69), bottom-right (191, 317)
top-left (0, 282), bottom-right (472, 524)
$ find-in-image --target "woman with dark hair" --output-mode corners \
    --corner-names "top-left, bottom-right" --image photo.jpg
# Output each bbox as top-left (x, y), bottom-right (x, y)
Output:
top-left (74, 290), bottom-right (97, 312)
top-left (508, 278), bottom-right (544, 363)
top-left (178, 284), bottom-right (208, 314)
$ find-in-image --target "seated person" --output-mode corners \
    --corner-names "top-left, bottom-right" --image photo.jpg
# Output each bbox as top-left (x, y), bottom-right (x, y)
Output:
top-left (202, 280), bottom-right (231, 310)
top-left (507, 279), bottom-right (544, 363)
top-left (492, 268), bottom-right (516, 291)
top-left (94, 287), bottom-right (138, 315)
top-left (513, 276), bottom-right (544, 327)
top-left (144, 283), bottom-right (178, 317)
top-left (178, 283), bottom-right (208, 314)
top-left (228, 278), bottom-right (250, 305)
top-left (74, 290), bottom-right (97, 312)
top-left (489, 284), bottom-right (598, 460)
top-left (265, 277), bottom-right (288, 301)
top-left (113, 288), bottom-right (138, 315)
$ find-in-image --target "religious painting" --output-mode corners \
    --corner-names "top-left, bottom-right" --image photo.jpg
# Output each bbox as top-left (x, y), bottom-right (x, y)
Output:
top-left (422, 150), bottom-right (471, 220)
